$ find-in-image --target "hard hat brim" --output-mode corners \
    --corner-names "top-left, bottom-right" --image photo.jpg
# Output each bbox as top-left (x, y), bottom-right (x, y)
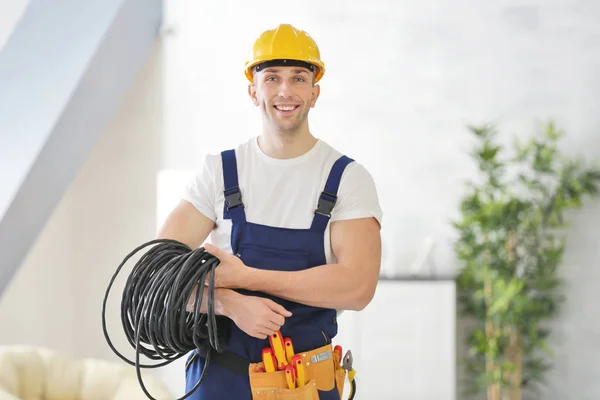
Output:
top-left (245, 58), bottom-right (325, 84)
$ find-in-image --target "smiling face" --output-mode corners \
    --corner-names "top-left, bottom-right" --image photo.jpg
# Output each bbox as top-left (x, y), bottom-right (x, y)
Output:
top-left (248, 65), bottom-right (321, 138)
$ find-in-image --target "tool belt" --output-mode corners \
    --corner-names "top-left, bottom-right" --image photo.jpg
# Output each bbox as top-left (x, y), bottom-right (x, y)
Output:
top-left (248, 342), bottom-right (349, 400)
top-left (196, 330), bottom-right (356, 400)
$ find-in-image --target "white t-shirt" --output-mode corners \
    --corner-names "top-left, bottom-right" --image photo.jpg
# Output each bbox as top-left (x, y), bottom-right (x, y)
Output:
top-left (181, 137), bottom-right (383, 264)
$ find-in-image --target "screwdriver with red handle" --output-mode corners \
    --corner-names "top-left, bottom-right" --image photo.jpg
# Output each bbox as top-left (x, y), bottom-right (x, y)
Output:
top-left (269, 330), bottom-right (288, 370)
top-left (334, 345), bottom-right (343, 369)
top-left (284, 337), bottom-right (295, 364)
top-left (262, 348), bottom-right (277, 372)
top-left (291, 354), bottom-right (306, 387)
top-left (284, 365), bottom-right (296, 389)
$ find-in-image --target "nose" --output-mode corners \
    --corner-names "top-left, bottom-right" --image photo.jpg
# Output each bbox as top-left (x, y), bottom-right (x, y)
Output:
top-left (277, 80), bottom-right (292, 98)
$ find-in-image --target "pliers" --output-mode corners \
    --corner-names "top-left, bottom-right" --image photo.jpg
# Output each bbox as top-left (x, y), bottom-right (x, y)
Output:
top-left (342, 350), bottom-right (356, 400)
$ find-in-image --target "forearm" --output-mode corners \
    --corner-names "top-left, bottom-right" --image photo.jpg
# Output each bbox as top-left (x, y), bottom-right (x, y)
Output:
top-left (246, 262), bottom-right (374, 311)
top-left (186, 284), bottom-right (238, 317)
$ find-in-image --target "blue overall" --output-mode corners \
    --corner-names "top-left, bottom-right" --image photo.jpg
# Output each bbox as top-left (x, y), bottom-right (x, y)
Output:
top-left (185, 148), bottom-right (354, 400)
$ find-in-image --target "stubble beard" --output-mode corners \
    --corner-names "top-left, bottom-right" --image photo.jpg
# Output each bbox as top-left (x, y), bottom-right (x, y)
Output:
top-left (265, 104), bottom-right (310, 139)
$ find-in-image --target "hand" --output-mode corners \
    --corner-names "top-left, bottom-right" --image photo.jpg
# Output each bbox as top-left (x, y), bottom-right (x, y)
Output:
top-left (204, 243), bottom-right (250, 289)
top-left (228, 294), bottom-right (292, 340)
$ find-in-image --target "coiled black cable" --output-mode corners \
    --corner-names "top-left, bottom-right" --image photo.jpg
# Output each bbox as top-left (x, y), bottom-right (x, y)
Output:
top-left (101, 238), bottom-right (228, 400)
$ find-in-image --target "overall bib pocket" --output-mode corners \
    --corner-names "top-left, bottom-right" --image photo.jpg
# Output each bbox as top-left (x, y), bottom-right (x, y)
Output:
top-left (238, 244), bottom-right (310, 271)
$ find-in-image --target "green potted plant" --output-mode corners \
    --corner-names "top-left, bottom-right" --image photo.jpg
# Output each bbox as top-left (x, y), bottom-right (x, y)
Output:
top-left (452, 121), bottom-right (600, 399)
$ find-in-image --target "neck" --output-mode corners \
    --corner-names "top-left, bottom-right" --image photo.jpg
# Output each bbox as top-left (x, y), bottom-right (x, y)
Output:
top-left (258, 125), bottom-right (317, 159)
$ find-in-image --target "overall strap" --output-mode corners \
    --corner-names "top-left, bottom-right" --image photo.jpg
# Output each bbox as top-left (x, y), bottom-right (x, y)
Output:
top-left (221, 149), bottom-right (247, 223)
top-left (310, 155), bottom-right (355, 232)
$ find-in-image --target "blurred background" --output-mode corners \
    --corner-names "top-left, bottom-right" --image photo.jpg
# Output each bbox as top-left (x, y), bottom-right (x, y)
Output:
top-left (1, 0), bottom-right (599, 399)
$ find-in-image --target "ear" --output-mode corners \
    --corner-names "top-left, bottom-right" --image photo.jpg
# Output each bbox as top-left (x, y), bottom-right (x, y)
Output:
top-left (248, 83), bottom-right (259, 106)
top-left (310, 84), bottom-right (321, 108)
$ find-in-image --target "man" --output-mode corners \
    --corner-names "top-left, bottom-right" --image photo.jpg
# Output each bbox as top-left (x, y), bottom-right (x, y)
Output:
top-left (158, 23), bottom-right (382, 400)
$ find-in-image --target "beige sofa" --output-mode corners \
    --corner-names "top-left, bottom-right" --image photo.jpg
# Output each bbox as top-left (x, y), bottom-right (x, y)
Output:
top-left (0, 346), bottom-right (173, 400)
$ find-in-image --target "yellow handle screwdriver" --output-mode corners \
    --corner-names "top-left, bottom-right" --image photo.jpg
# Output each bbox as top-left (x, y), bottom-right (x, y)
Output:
top-left (334, 345), bottom-right (342, 369)
top-left (262, 348), bottom-right (277, 373)
top-left (269, 330), bottom-right (288, 369)
top-left (284, 365), bottom-right (296, 389)
top-left (284, 337), bottom-right (295, 364)
top-left (292, 355), bottom-right (306, 387)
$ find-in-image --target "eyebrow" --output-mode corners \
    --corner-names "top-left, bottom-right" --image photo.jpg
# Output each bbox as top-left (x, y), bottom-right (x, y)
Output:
top-left (263, 67), bottom-right (309, 75)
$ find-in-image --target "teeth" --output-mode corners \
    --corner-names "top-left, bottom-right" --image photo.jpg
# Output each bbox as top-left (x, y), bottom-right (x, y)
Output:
top-left (276, 105), bottom-right (296, 111)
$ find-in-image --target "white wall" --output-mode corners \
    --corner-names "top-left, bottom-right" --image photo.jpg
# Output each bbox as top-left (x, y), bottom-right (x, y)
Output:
top-left (68, 42), bottom-right (164, 363)
top-left (0, 41), bottom-right (164, 367)
top-left (0, 180), bottom-right (75, 355)
top-left (0, 0), bottom-right (29, 51)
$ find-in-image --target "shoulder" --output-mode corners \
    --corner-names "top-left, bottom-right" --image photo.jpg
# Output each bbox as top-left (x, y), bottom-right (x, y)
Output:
top-left (318, 141), bottom-right (383, 227)
top-left (202, 138), bottom-right (257, 173)
top-left (318, 141), bottom-right (377, 186)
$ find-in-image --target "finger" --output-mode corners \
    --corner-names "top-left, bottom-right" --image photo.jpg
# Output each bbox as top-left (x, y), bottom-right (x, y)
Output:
top-left (269, 313), bottom-right (285, 327)
top-left (266, 299), bottom-right (292, 317)
top-left (262, 320), bottom-right (282, 333)
top-left (204, 243), bottom-right (226, 260)
top-left (257, 327), bottom-right (275, 338)
top-left (251, 330), bottom-right (268, 340)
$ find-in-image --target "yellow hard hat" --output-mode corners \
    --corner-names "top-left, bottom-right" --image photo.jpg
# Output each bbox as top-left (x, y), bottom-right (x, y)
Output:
top-left (244, 24), bottom-right (325, 84)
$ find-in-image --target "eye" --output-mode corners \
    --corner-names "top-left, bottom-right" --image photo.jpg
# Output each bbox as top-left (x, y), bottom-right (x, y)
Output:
top-left (295, 77), bottom-right (305, 82)
top-left (265, 76), bottom-right (277, 82)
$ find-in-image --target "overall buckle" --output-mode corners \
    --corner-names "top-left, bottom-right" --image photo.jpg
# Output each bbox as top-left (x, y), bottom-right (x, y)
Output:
top-left (224, 186), bottom-right (243, 210)
top-left (316, 191), bottom-right (337, 217)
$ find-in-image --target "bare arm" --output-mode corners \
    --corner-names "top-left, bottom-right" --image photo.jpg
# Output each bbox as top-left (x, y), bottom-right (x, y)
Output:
top-left (158, 200), bottom-right (292, 339)
top-left (156, 200), bottom-right (237, 316)
top-left (244, 217), bottom-right (381, 311)
top-left (157, 199), bottom-right (215, 249)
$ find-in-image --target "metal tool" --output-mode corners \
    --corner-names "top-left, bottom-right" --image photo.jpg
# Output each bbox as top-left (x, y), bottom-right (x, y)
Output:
top-left (342, 350), bottom-right (356, 400)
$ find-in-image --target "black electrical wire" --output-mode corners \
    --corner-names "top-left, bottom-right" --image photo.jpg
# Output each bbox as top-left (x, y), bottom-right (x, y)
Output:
top-left (101, 238), bottom-right (227, 400)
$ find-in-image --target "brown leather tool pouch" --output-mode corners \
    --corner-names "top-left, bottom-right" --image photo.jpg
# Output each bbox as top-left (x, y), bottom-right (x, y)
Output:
top-left (248, 344), bottom-right (336, 400)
